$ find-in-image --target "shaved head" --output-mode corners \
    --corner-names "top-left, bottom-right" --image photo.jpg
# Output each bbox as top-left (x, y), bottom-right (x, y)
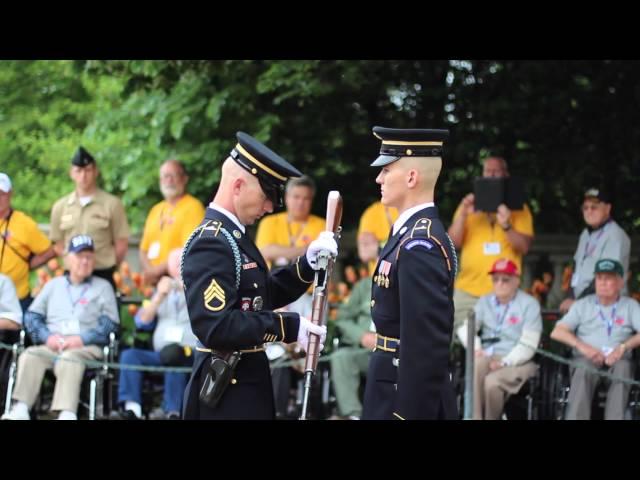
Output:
top-left (215, 158), bottom-right (273, 225)
top-left (221, 157), bottom-right (257, 187)
top-left (398, 156), bottom-right (442, 192)
top-left (375, 156), bottom-right (442, 211)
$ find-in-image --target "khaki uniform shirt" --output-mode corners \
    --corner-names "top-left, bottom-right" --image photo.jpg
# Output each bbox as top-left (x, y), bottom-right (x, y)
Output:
top-left (50, 189), bottom-right (130, 269)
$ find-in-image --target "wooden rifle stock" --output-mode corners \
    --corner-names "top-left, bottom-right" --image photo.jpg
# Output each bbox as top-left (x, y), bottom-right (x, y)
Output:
top-left (303, 191), bottom-right (342, 374)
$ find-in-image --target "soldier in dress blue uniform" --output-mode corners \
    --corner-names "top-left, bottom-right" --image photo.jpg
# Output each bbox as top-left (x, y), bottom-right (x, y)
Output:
top-left (181, 132), bottom-right (335, 420)
top-left (362, 126), bottom-right (459, 420)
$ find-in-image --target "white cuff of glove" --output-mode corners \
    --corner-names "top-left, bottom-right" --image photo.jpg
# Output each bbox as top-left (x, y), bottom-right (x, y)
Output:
top-left (306, 231), bottom-right (338, 270)
top-left (297, 316), bottom-right (327, 353)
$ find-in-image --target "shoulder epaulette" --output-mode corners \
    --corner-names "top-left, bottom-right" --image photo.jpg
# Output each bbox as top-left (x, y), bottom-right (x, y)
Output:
top-left (181, 220), bottom-right (223, 288)
top-left (410, 217), bottom-right (432, 239)
top-left (198, 220), bottom-right (222, 238)
top-left (396, 217), bottom-right (453, 274)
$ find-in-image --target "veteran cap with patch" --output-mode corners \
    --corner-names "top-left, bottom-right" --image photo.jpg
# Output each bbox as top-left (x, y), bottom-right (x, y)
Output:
top-left (230, 132), bottom-right (302, 208)
top-left (584, 186), bottom-right (612, 204)
top-left (370, 126), bottom-right (450, 167)
top-left (488, 258), bottom-right (519, 276)
top-left (594, 258), bottom-right (624, 277)
top-left (68, 234), bottom-right (95, 254)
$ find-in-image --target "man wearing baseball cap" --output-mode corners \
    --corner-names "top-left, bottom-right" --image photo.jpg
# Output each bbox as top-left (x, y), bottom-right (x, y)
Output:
top-left (457, 258), bottom-right (542, 419)
top-left (552, 258), bottom-right (640, 420)
top-left (0, 172), bottom-right (56, 312)
top-left (560, 186), bottom-right (630, 313)
top-left (2, 234), bottom-right (119, 420)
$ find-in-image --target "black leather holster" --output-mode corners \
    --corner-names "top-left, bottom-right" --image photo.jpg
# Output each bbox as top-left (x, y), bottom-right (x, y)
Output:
top-left (199, 350), bottom-right (242, 409)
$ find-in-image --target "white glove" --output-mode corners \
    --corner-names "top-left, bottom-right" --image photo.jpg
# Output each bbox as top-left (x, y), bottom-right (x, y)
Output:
top-left (297, 316), bottom-right (327, 353)
top-left (306, 231), bottom-right (338, 270)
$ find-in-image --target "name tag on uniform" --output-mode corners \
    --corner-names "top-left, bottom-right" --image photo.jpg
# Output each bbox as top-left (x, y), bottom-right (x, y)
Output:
top-left (164, 326), bottom-right (184, 343)
top-left (147, 241), bottom-right (161, 260)
top-left (483, 242), bottom-right (501, 256)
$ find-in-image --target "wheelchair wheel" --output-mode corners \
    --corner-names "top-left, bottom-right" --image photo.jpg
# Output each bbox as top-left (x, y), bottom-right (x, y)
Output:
top-left (549, 365), bottom-right (570, 420)
top-left (0, 349), bottom-right (12, 412)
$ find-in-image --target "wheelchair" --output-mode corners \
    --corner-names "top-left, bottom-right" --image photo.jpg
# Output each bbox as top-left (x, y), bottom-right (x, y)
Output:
top-left (18, 331), bottom-right (119, 420)
top-left (452, 342), bottom-right (544, 420)
top-left (548, 344), bottom-right (640, 420)
top-left (1, 329), bottom-right (25, 415)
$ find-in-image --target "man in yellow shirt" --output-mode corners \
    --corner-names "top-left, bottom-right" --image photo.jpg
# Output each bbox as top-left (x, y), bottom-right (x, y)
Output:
top-left (255, 175), bottom-right (324, 418)
top-left (358, 201), bottom-right (398, 248)
top-left (256, 176), bottom-right (325, 269)
top-left (139, 160), bottom-right (205, 286)
top-left (0, 173), bottom-right (56, 311)
top-left (448, 156), bottom-right (534, 333)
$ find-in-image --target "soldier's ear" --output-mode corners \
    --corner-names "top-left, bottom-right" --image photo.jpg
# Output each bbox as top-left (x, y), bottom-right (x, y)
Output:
top-left (232, 177), bottom-right (244, 195)
top-left (406, 169), bottom-right (418, 188)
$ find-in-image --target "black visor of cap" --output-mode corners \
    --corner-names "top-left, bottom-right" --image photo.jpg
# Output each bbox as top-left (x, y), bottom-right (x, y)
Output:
top-left (258, 177), bottom-right (284, 208)
top-left (371, 154), bottom-right (402, 167)
top-left (231, 132), bottom-right (302, 210)
top-left (370, 126), bottom-right (449, 167)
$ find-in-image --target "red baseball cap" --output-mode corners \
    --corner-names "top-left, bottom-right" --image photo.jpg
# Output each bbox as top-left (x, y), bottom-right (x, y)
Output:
top-left (488, 258), bottom-right (519, 276)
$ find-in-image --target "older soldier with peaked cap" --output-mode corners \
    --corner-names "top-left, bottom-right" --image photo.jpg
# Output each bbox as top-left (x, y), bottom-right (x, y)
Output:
top-left (181, 132), bottom-right (335, 420)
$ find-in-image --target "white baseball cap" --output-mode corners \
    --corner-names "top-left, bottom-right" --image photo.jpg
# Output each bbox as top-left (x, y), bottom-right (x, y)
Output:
top-left (0, 173), bottom-right (12, 193)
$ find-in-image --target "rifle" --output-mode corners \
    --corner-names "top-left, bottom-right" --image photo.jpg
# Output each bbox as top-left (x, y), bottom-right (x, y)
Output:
top-left (299, 191), bottom-right (343, 420)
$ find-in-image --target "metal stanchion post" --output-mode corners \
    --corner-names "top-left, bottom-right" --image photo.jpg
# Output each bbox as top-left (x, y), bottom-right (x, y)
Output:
top-left (464, 311), bottom-right (475, 420)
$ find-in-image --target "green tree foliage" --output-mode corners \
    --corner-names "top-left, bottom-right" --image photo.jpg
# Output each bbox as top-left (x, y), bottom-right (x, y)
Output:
top-left (1, 60), bottom-right (638, 236)
top-left (0, 61), bottom-right (124, 223)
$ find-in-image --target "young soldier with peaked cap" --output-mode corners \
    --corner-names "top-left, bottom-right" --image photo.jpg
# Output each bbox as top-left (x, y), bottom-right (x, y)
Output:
top-left (362, 126), bottom-right (458, 420)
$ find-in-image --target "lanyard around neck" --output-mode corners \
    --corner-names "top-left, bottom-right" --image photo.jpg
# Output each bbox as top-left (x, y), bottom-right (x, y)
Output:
top-left (287, 219), bottom-right (308, 247)
top-left (66, 280), bottom-right (90, 311)
top-left (583, 223), bottom-right (608, 261)
top-left (492, 296), bottom-right (513, 337)
top-left (596, 298), bottom-right (618, 338)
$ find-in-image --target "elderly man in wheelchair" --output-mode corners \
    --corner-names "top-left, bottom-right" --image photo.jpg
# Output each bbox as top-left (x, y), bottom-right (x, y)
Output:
top-left (2, 235), bottom-right (119, 420)
top-left (550, 258), bottom-right (640, 420)
top-left (457, 258), bottom-right (542, 420)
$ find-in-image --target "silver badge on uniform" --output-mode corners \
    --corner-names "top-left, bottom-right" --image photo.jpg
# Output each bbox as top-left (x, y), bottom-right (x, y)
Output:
top-left (233, 230), bottom-right (242, 239)
top-left (252, 296), bottom-right (263, 311)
